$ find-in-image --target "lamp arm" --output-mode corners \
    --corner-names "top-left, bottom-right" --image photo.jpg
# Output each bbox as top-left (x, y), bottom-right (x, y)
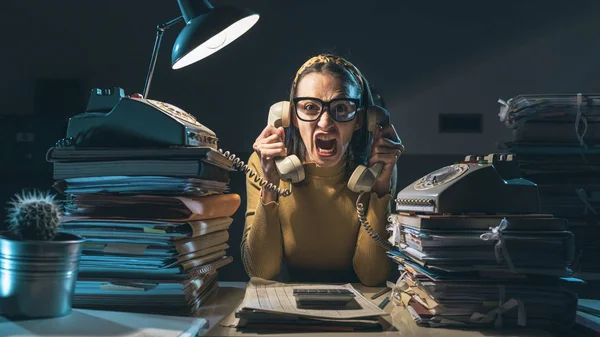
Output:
top-left (142, 16), bottom-right (184, 99)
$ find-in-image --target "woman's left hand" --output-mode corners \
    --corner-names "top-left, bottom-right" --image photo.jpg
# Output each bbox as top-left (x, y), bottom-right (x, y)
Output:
top-left (369, 124), bottom-right (404, 197)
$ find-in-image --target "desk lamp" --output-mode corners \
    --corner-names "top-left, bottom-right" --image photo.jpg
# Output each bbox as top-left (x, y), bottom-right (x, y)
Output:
top-left (142, 0), bottom-right (260, 98)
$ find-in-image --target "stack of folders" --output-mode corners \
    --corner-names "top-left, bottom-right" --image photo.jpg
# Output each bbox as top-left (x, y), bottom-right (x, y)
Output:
top-left (498, 94), bottom-right (600, 280)
top-left (46, 146), bottom-right (241, 316)
top-left (229, 278), bottom-right (388, 332)
top-left (386, 212), bottom-right (579, 328)
top-left (576, 299), bottom-right (600, 334)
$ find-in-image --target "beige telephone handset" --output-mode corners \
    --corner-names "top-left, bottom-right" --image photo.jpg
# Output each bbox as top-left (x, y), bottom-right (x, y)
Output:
top-left (220, 101), bottom-right (304, 198)
top-left (267, 101), bottom-right (305, 184)
top-left (347, 105), bottom-right (390, 193)
top-left (349, 105), bottom-right (395, 251)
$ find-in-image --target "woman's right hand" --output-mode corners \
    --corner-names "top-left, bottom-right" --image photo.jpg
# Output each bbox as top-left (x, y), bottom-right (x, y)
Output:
top-left (253, 125), bottom-right (286, 197)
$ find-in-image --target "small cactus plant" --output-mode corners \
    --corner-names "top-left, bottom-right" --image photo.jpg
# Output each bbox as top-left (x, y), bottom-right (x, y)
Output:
top-left (6, 190), bottom-right (62, 241)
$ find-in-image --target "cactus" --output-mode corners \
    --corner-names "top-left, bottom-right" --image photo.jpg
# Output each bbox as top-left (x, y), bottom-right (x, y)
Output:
top-left (6, 190), bottom-right (62, 241)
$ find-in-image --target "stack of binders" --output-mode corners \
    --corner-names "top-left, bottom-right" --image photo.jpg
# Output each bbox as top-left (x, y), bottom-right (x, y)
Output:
top-left (498, 93), bottom-right (600, 280)
top-left (386, 158), bottom-right (579, 328)
top-left (46, 145), bottom-right (240, 316)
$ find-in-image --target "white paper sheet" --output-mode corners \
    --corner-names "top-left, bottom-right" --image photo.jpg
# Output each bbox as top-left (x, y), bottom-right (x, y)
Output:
top-left (0, 309), bottom-right (206, 337)
top-left (238, 277), bottom-right (387, 320)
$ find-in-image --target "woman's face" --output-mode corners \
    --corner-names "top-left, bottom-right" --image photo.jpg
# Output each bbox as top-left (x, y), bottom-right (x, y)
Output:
top-left (293, 72), bottom-right (362, 167)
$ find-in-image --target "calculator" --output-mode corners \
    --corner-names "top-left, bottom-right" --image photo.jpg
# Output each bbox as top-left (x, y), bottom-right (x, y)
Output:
top-left (292, 288), bottom-right (356, 308)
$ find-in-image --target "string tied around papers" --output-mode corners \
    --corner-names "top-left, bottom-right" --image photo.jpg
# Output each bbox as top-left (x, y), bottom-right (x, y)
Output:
top-left (387, 215), bottom-right (402, 248)
top-left (497, 98), bottom-right (509, 122)
top-left (470, 285), bottom-right (527, 328)
top-left (390, 271), bottom-right (408, 307)
top-left (479, 218), bottom-right (517, 273)
top-left (575, 188), bottom-right (598, 215)
top-left (574, 93), bottom-right (589, 149)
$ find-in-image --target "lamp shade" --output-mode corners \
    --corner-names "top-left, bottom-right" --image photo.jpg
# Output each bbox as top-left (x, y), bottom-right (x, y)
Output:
top-left (171, 5), bottom-right (259, 70)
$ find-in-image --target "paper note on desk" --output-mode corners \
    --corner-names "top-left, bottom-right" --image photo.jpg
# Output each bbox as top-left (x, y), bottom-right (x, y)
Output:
top-left (239, 277), bottom-right (387, 320)
top-left (0, 309), bottom-right (206, 337)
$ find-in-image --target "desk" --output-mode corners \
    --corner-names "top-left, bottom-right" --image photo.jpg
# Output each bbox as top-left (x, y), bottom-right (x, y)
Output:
top-left (200, 282), bottom-right (556, 337)
top-left (0, 282), bottom-right (565, 337)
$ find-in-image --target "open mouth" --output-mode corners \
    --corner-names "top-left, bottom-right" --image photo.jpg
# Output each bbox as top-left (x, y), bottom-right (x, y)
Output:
top-left (315, 134), bottom-right (337, 157)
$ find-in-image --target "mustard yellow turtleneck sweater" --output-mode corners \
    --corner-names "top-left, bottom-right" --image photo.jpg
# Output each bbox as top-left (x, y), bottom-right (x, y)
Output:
top-left (241, 152), bottom-right (394, 286)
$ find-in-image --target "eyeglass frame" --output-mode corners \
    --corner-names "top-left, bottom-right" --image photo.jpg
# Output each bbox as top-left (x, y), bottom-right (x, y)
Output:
top-left (292, 97), bottom-right (362, 122)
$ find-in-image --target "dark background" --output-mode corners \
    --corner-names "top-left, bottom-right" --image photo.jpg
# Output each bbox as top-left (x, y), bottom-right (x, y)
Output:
top-left (1, 0), bottom-right (600, 281)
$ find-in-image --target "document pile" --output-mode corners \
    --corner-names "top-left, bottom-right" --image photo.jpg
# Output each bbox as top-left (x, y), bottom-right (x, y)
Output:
top-left (386, 158), bottom-right (578, 328)
top-left (226, 278), bottom-right (388, 332)
top-left (498, 94), bottom-right (600, 280)
top-left (46, 145), bottom-right (241, 316)
top-left (576, 299), bottom-right (600, 334)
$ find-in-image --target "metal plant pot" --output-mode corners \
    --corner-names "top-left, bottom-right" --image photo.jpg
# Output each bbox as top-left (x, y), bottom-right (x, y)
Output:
top-left (0, 232), bottom-right (85, 319)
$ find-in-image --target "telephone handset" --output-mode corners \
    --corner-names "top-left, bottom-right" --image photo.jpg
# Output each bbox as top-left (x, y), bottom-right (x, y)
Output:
top-left (347, 105), bottom-right (390, 193)
top-left (265, 101), bottom-right (390, 193)
top-left (219, 101), bottom-right (305, 198)
top-left (349, 105), bottom-right (394, 251)
top-left (267, 101), bottom-right (306, 184)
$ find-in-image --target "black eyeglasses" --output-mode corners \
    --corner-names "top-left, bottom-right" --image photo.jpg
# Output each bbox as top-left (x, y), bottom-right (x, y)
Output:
top-left (293, 97), bottom-right (361, 122)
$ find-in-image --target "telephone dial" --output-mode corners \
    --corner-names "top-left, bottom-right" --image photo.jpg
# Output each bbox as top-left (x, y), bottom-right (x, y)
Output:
top-left (395, 153), bottom-right (540, 214)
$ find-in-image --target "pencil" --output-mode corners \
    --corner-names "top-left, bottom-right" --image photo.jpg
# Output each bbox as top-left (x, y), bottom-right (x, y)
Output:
top-left (370, 287), bottom-right (391, 300)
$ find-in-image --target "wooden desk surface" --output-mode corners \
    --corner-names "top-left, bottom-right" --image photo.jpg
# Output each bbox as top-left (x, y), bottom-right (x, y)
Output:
top-left (0, 282), bottom-right (569, 336)
top-left (199, 282), bottom-right (556, 337)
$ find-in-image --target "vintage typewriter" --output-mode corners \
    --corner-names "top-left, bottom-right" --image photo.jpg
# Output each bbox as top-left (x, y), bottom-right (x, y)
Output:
top-left (395, 153), bottom-right (540, 214)
top-left (61, 87), bottom-right (218, 148)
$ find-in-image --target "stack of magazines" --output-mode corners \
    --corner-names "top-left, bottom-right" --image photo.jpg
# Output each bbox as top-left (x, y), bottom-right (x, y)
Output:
top-left (498, 93), bottom-right (600, 280)
top-left (46, 145), bottom-right (240, 316)
top-left (386, 159), bottom-right (579, 328)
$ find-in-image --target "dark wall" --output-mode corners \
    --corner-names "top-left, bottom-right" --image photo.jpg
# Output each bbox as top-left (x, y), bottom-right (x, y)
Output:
top-left (2, 0), bottom-right (600, 153)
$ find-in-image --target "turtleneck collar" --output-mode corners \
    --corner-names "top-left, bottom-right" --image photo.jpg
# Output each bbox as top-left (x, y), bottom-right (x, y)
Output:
top-left (302, 156), bottom-right (347, 178)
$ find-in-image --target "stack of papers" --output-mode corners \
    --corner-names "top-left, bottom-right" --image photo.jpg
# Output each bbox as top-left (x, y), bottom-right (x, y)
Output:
top-left (388, 167), bottom-right (579, 328)
top-left (229, 278), bottom-right (387, 332)
top-left (499, 93), bottom-right (600, 145)
top-left (46, 145), bottom-right (241, 316)
top-left (72, 273), bottom-right (220, 315)
top-left (576, 299), bottom-right (600, 334)
top-left (498, 94), bottom-right (600, 280)
top-left (388, 213), bottom-right (574, 276)
top-left (54, 176), bottom-right (228, 196)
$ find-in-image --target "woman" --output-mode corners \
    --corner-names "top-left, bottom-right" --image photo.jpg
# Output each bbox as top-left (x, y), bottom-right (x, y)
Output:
top-left (241, 54), bottom-right (404, 286)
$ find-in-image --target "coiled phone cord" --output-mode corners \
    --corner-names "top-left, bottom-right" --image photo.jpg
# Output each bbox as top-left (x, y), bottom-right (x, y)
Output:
top-left (356, 191), bottom-right (394, 251)
top-left (219, 149), bottom-right (393, 250)
top-left (218, 149), bottom-right (292, 197)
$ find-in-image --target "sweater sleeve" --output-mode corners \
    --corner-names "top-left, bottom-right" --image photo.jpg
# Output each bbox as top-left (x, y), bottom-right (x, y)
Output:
top-left (352, 164), bottom-right (397, 286)
top-left (240, 152), bottom-right (283, 279)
